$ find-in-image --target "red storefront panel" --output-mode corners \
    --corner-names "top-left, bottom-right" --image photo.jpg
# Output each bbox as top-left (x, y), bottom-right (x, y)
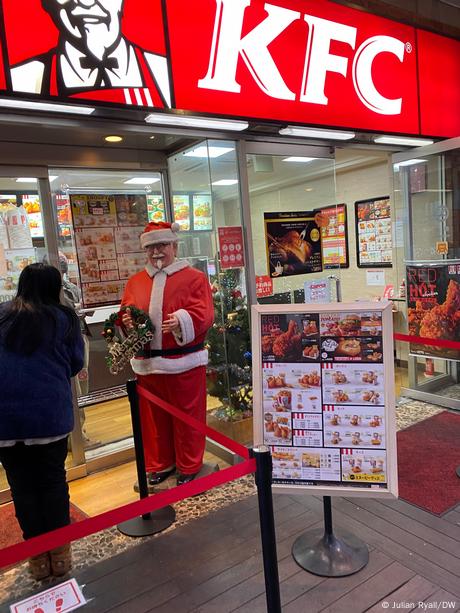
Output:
top-left (417, 30), bottom-right (460, 138)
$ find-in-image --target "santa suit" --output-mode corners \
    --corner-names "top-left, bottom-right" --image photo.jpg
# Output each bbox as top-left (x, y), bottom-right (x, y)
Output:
top-left (121, 259), bottom-right (214, 475)
top-left (11, 38), bottom-right (170, 108)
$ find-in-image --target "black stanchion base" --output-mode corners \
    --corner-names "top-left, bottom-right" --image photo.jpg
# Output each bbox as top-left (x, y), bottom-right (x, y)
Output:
top-left (117, 505), bottom-right (176, 537)
top-left (292, 527), bottom-right (369, 577)
top-left (456, 466), bottom-right (460, 479)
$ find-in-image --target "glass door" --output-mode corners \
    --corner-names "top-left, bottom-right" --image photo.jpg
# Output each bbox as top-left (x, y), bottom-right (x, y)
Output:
top-left (393, 138), bottom-right (460, 410)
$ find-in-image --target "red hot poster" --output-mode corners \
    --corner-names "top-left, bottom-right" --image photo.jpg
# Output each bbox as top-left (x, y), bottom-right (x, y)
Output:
top-left (218, 226), bottom-right (245, 269)
top-left (407, 264), bottom-right (460, 361)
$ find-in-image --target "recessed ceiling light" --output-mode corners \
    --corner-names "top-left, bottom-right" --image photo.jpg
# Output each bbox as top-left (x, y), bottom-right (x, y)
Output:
top-left (0, 98), bottom-right (95, 114)
top-left (124, 177), bottom-right (160, 185)
top-left (394, 159), bottom-right (428, 169)
top-left (279, 126), bottom-right (355, 140)
top-left (184, 146), bottom-right (234, 159)
top-left (374, 136), bottom-right (434, 146)
top-left (145, 113), bottom-right (248, 131)
top-left (212, 179), bottom-right (238, 186)
top-left (105, 135), bottom-right (123, 143)
top-left (16, 176), bottom-right (58, 183)
top-left (283, 157), bottom-right (317, 163)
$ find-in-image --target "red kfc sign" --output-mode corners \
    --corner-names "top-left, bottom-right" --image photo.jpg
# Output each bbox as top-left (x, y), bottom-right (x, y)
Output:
top-left (0, 0), bottom-right (458, 137)
top-left (167, 0), bottom-right (420, 134)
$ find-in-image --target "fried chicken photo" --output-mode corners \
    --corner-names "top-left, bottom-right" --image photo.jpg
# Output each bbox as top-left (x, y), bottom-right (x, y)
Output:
top-left (270, 231), bottom-right (313, 265)
top-left (272, 320), bottom-right (302, 359)
top-left (410, 281), bottom-right (460, 341)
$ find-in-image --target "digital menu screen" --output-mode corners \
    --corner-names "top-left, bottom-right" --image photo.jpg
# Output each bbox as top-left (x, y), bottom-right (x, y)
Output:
top-left (355, 197), bottom-right (392, 268)
top-left (173, 195), bottom-right (190, 231)
top-left (193, 195), bottom-right (212, 231)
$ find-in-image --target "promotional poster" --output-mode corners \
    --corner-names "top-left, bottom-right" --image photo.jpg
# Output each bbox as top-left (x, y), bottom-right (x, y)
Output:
top-left (407, 264), bottom-right (460, 361)
top-left (355, 197), bottom-right (392, 268)
top-left (315, 204), bottom-right (349, 269)
top-left (264, 211), bottom-right (322, 278)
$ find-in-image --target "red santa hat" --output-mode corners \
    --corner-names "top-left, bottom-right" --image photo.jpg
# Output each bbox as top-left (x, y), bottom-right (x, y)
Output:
top-left (140, 221), bottom-right (180, 248)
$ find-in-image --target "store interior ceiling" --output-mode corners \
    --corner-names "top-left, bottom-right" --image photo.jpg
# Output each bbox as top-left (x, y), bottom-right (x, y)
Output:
top-left (0, 111), bottom-right (402, 201)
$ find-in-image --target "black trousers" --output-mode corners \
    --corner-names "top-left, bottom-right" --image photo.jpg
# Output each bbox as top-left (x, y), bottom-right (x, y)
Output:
top-left (0, 437), bottom-right (70, 540)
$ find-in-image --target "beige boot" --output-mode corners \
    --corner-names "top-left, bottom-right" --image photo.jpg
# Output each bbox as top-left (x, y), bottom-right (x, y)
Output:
top-left (50, 544), bottom-right (72, 576)
top-left (28, 552), bottom-right (51, 580)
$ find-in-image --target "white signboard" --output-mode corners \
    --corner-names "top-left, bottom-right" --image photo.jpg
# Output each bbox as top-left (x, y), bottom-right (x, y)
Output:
top-left (252, 302), bottom-right (397, 497)
top-left (10, 578), bottom-right (86, 613)
top-left (304, 278), bottom-right (332, 303)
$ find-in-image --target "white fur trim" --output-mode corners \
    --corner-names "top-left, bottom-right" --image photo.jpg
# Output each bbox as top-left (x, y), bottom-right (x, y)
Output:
top-left (172, 309), bottom-right (195, 346)
top-left (141, 228), bottom-right (179, 248)
top-left (149, 271), bottom-right (166, 350)
top-left (130, 349), bottom-right (208, 375)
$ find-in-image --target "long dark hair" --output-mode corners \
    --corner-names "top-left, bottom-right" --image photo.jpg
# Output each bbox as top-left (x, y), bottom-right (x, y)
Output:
top-left (0, 263), bottom-right (80, 355)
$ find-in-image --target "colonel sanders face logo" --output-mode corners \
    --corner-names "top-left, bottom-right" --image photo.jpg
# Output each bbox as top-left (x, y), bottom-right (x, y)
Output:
top-left (42, 0), bottom-right (124, 61)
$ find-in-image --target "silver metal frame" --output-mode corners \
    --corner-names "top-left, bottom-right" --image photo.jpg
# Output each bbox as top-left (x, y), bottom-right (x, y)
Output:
top-left (392, 137), bottom-right (460, 409)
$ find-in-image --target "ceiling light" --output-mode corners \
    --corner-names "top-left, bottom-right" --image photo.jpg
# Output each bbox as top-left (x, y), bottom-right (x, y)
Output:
top-left (279, 126), bottom-right (355, 140)
top-left (184, 146), bottom-right (234, 159)
top-left (16, 176), bottom-right (58, 183)
top-left (374, 136), bottom-right (434, 147)
top-left (145, 113), bottom-right (248, 131)
top-left (149, 136), bottom-right (156, 140)
top-left (0, 98), bottom-right (95, 114)
top-left (212, 179), bottom-right (238, 186)
top-left (394, 159), bottom-right (428, 169)
top-left (283, 157), bottom-right (317, 163)
top-left (124, 177), bottom-right (160, 185)
top-left (105, 135), bottom-right (123, 143)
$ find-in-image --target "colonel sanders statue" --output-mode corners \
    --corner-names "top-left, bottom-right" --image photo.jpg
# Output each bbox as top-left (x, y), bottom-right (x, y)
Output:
top-left (122, 222), bottom-right (214, 486)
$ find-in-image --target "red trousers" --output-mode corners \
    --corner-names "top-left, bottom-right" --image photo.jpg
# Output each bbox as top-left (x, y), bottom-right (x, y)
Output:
top-left (137, 367), bottom-right (206, 475)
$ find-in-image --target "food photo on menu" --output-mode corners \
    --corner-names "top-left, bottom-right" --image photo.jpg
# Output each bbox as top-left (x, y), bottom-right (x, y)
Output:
top-left (320, 311), bottom-right (382, 337)
top-left (115, 194), bottom-right (148, 226)
top-left (323, 406), bottom-right (385, 448)
top-left (261, 313), bottom-right (320, 363)
top-left (322, 363), bottom-right (384, 406)
top-left (271, 447), bottom-right (341, 484)
top-left (320, 336), bottom-right (383, 363)
top-left (341, 449), bottom-right (387, 484)
top-left (263, 363), bottom-right (322, 414)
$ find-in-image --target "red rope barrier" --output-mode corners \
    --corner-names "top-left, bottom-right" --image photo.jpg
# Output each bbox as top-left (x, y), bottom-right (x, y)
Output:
top-left (393, 332), bottom-right (460, 350)
top-left (136, 384), bottom-right (251, 459)
top-left (0, 458), bottom-right (256, 569)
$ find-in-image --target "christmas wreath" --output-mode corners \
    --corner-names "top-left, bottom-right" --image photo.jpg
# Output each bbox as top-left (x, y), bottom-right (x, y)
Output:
top-left (102, 305), bottom-right (154, 375)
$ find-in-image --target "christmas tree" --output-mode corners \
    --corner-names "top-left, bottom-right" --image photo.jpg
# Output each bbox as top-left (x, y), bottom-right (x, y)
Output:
top-left (206, 268), bottom-right (252, 421)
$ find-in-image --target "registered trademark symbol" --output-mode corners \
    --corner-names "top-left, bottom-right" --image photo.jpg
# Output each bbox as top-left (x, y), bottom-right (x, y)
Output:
top-left (405, 42), bottom-right (412, 53)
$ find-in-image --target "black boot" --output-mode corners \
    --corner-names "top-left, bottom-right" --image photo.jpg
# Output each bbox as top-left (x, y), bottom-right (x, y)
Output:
top-left (148, 466), bottom-right (176, 486)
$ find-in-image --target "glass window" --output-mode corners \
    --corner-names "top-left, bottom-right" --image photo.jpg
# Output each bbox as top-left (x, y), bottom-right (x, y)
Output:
top-left (49, 169), bottom-right (164, 458)
top-left (168, 141), bottom-right (253, 444)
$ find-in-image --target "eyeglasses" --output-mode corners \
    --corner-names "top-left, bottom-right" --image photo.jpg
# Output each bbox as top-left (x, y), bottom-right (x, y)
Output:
top-left (145, 242), bottom-right (170, 251)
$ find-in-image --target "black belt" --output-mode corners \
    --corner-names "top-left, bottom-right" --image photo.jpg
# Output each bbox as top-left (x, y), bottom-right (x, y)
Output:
top-left (139, 342), bottom-right (205, 358)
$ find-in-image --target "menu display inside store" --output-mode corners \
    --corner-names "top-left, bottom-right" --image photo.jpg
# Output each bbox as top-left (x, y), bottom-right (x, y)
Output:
top-left (71, 194), bottom-right (149, 308)
top-left (147, 195), bottom-right (166, 223)
top-left (355, 197), bottom-right (392, 268)
top-left (315, 204), bottom-right (349, 269)
top-left (257, 306), bottom-right (394, 491)
top-left (264, 211), bottom-right (322, 278)
top-left (173, 194), bottom-right (213, 232)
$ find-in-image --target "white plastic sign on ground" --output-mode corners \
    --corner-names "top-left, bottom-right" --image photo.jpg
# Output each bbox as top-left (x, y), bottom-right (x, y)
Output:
top-left (10, 578), bottom-right (86, 613)
top-left (252, 302), bottom-right (398, 498)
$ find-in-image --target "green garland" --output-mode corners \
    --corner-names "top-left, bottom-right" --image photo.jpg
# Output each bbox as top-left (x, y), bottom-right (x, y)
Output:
top-left (102, 305), bottom-right (155, 374)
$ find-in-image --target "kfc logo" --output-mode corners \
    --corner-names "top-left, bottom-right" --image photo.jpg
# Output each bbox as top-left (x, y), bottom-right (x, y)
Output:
top-left (9, 0), bottom-right (171, 108)
top-left (199, 0), bottom-right (407, 115)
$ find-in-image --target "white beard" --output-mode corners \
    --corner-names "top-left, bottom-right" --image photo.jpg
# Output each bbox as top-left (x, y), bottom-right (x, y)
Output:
top-left (152, 257), bottom-right (164, 270)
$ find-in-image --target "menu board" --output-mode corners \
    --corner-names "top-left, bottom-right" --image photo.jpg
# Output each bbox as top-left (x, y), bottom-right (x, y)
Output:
top-left (193, 195), bottom-right (213, 231)
top-left (264, 211), bottom-right (322, 278)
top-left (407, 263), bottom-right (460, 361)
top-left (70, 194), bottom-right (147, 308)
top-left (315, 204), bottom-right (349, 268)
top-left (55, 194), bottom-right (72, 239)
top-left (147, 195), bottom-right (166, 223)
top-left (355, 197), bottom-right (392, 268)
top-left (22, 195), bottom-right (43, 238)
top-left (173, 195), bottom-right (190, 231)
top-left (253, 303), bottom-right (397, 496)
top-left (0, 248), bottom-right (36, 302)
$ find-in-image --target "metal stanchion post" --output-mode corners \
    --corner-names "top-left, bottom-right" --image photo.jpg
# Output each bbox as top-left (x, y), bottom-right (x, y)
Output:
top-left (253, 446), bottom-right (282, 613)
top-left (118, 379), bottom-right (176, 537)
